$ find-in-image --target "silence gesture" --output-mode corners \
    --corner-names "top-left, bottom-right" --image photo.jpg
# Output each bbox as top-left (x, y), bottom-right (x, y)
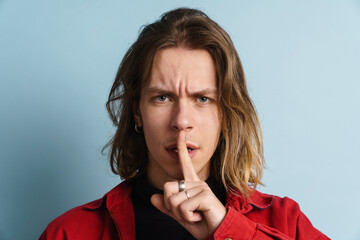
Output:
top-left (151, 131), bottom-right (227, 240)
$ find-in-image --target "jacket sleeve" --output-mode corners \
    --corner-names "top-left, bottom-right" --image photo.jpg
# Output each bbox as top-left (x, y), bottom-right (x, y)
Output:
top-left (206, 207), bottom-right (330, 240)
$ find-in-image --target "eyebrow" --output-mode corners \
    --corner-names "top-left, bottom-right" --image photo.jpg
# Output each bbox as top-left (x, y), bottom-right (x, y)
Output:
top-left (146, 87), bottom-right (218, 97)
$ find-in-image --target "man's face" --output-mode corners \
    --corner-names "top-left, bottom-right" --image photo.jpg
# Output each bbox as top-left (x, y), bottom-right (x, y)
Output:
top-left (136, 47), bottom-right (221, 189)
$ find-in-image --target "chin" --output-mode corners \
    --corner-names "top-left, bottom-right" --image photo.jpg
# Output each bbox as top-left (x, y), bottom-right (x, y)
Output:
top-left (164, 168), bottom-right (184, 181)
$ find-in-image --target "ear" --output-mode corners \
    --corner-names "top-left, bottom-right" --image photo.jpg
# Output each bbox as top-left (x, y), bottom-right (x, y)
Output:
top-left (133, 102), bottom-right (142, 127)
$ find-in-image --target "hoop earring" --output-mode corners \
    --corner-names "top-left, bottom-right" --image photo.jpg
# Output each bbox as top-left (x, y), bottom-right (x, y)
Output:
top-left (135, 124), bottom-right (143, 133)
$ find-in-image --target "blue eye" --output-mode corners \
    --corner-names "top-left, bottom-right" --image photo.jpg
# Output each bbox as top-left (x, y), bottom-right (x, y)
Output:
top-left (154, 96), bottom-right (168, 102)
top-left (197, 97), bottom-right (209, 103)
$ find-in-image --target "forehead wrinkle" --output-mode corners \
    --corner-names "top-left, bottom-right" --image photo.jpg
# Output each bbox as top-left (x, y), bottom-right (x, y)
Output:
top-left (147, 72), bottom-right (169, 94)
top-left (150, 52), bottom-right (182, 93)
top-left (149, 48), bottom-right (217, 96)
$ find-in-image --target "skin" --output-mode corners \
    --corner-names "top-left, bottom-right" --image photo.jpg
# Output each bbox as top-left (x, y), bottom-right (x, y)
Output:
top-left (134, 47), bottom-right (226, 239)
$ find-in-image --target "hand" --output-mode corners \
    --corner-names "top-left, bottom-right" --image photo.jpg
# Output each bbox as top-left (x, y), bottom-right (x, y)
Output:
top-left (151, 131), bottom-right (227, 240)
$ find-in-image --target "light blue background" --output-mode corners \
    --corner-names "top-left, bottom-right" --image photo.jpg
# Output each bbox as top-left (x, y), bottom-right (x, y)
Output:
top-left (1, 0), bottom-right (359, 239)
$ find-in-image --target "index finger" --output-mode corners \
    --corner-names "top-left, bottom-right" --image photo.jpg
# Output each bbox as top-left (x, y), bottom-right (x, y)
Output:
top-left (177, 131), bottom-right (200, 181)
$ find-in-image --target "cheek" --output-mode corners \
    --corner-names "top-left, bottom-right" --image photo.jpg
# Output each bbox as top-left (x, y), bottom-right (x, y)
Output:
top-left (198, 108), bottom-right (221, 131)
top-left (200, 110), bottom-right (221, 149)
top-left (142, 109), bottom-right (167, 130)
top-left (141, 109), bottom-right (170, 147)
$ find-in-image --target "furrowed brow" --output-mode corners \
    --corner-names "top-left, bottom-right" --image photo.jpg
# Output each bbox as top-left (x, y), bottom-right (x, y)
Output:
top-left (146, 87), bottom-right (175, 97)
top-left (189, 89), bottom-right (218, 96)
top-left (146, 87), bottom-right (174, 96)
top-left (146, 87), bottom-right (217, 97)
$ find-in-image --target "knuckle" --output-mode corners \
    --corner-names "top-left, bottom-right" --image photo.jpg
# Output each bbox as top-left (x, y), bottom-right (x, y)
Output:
top-left (163, 182), bottom-right (172, 191)
top-left (200, 181), bottom-right (209, 188)
top-left (183, 213), bottom-right (192, 222)
top-left (204, 187), bottom-right (212, 194)
top-left (179, 202), bottom-right (187, 212)
top-left (179, 205), bottom-right (193, 222)
top-left (179, 204), bottom-right (191, 221)
top-left (201, 190), bottom-right (212, 201)
top-left (169, 195), bottom-right (177, 206)
top-left (164, 200), bottom-right (171, 210)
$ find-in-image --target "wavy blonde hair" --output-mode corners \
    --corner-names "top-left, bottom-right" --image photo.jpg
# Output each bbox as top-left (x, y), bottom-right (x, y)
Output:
top-left (105, 8), bottom-right (264, 197)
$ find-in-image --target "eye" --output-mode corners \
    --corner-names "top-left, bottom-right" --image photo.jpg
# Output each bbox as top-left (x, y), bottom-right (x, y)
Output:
top-left (153, 95), bottom-right (169, 102)
top-left (197, 96), bottom-right (210, 103)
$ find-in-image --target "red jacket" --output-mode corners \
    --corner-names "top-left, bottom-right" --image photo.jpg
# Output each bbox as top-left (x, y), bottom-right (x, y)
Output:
top-left (39, 181), bottom-right (329, 240)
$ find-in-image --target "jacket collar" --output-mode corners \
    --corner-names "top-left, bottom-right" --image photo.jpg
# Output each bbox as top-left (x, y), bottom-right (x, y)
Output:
top-left (83, 181), bottom-right (132, 210)
top-left (83, 181), bottom-right (136, 240)
top-left (226, 189), bottom-right (276, 214)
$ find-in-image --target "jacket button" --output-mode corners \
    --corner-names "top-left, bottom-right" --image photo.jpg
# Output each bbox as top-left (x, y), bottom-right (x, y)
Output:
top-left (224, 238), bottom-right (232, 240)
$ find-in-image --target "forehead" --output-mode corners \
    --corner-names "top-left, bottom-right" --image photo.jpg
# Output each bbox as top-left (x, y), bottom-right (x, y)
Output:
top-left (143, 47), bottom-right (217, 91)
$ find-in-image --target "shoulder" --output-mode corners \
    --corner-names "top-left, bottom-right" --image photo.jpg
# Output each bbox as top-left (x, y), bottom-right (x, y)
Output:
top-left (227, 190), bottom-right (327, 239)
top-left (39, 181), bottom-right (132, 240)
top-left (250, 191), bottom-right (303, 221)
top-left (227, 189), bottom-right (301, 214)
top-left (249, 191), bottom-right (327, 239)
top-left (227, 189), bottom-right (304, 229)
top-left (39, 199), bottom-right (107, 239)
top-left (253, 190), bottom-right (301, 212)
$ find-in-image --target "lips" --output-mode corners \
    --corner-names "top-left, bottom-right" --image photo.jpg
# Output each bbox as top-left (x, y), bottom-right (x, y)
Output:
top-left (166, 143), bottom-right (198, 151)
top-left (165, 143), bottom-right (199, 159)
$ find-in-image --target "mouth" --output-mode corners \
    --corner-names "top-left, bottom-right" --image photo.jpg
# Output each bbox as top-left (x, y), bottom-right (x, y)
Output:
top-left (169, 147), bottom-right (194, 153)
top-left (165, 143), bottom-right (199, 159)
top-left (166, 143), bottom-right (198, 152)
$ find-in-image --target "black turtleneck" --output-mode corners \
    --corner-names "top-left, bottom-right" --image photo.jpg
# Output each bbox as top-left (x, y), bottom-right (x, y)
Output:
top-left (131, 174), bottom-right (226, 240)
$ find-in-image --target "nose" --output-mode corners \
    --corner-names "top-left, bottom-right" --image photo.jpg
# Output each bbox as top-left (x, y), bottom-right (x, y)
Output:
top-left (170, 100), bottom-right (194, 132)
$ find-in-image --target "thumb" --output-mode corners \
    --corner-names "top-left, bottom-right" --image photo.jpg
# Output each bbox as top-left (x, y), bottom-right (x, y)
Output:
top-left (151, 194), bottom-right (172, 216)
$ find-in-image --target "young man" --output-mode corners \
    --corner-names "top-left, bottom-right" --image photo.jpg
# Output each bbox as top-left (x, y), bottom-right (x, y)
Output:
top-left (40, 8), bottom-right (329, 240)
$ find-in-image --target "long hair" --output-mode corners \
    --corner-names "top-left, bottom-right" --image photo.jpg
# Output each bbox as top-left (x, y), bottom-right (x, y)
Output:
top-left (104, 8), bottom-right (264, 197)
